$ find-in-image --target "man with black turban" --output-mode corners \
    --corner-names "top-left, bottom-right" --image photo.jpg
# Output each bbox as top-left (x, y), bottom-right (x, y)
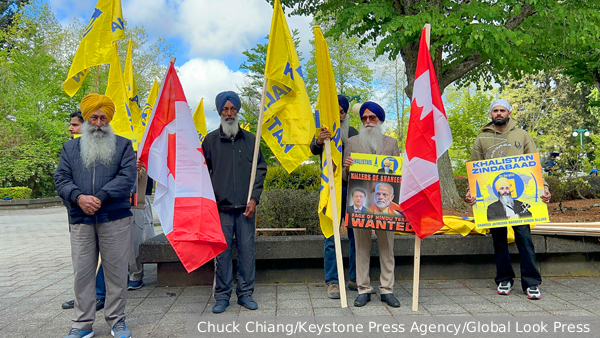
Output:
top-left (54, 93), bottom-right (137, 338)
top-left (343, 101), bottom-right (401, 308)
top-left (202, 91), bottom-right (267, 314)
top-left (310, 94), bottom-right (359, 299)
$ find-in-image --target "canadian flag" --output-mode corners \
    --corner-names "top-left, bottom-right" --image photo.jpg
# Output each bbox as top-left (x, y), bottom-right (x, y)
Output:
top-left (138, 62), bottom-right (226, 272)
top-left (399, 26), bottom-right (453, 239)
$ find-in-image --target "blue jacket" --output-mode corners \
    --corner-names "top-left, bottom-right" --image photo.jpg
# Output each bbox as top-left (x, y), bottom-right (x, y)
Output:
top-left (54, 136), bottom-right (137, 224)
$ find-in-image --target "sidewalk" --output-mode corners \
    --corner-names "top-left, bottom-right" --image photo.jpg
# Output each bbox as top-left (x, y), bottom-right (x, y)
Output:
top-left (1, 207), bottom-right (600, 337)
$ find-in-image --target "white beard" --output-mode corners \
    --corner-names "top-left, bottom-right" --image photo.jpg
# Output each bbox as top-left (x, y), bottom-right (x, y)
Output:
top-left (340, 117), bottom-right (349, 144)
top-left (358, 122), bottom-right (384, 153)
top-left (499, 194), bottom-right (515, 209)
top-left (79, 121), bottom-right (117, 170)
top-left (221, 115), bottom-right (239, 138)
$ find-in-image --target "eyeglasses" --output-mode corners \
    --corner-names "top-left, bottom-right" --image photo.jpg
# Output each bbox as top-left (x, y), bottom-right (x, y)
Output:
top-left (361, 115), bottom-right (378, 122)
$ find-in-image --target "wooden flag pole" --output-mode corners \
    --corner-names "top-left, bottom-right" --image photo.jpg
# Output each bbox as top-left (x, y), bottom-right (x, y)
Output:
top-left (324, 140), bottom-right (347, 308)
top-left (247, 77), bottom-right (268, 203)
top-left (95, 65), bottom-right (100, 93)
top-left (412, 23), bottom-right (431, 312)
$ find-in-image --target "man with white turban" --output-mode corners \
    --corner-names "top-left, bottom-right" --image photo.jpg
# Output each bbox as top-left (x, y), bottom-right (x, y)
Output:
top-left (54, 93), bottom-right (137, 338)
top-left (466, 99), bottom-right (550, 301)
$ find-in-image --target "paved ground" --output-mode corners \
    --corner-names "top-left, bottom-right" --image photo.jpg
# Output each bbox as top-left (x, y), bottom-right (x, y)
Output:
top-left (2, 207), bottom-right (600, 337)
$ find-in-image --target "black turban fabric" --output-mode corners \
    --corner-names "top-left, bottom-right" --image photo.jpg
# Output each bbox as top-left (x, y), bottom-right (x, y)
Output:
top-left (337, 95), bottom-right (349, 113)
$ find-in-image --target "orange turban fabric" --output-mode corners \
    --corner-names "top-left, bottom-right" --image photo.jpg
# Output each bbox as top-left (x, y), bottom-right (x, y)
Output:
top-left (494, 177), bottom-right (512, 192)
top-left (80, 93), bottom-right (115, 122)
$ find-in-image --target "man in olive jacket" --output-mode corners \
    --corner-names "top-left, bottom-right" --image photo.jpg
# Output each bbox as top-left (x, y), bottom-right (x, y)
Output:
top-left (466, 99), bottom-right (550, 301)
top-left (54, 94), bottom-right (136, 338)
top-left (202, 91), bottom-right (267, 314)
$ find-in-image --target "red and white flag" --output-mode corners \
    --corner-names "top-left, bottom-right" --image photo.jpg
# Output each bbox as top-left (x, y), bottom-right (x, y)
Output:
top-left (138, 62), bottom-right (226, 272)
top-left (399, 26), bottom-right (453, 239)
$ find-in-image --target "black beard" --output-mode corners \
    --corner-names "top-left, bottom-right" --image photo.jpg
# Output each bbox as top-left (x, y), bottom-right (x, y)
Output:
top-left (493, 117), bottom-right (509, 126)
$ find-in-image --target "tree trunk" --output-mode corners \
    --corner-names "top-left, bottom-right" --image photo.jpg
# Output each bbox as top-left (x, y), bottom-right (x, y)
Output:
top-left (438, 150), bottom-right (468, 211)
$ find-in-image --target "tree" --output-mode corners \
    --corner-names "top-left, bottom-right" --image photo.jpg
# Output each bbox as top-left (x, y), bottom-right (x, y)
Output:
top-left (375, 56), bottom-right (410, 149)
top-left (284, 0), bottom-right (600, 209)
top-left (0, 0), bottom-right (30, 40)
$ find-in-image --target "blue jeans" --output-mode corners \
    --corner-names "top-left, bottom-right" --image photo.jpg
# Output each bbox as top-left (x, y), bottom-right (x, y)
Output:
top-left (214, 209), bottom-right (256, 301)
top-left (324, 185), bottom-right (356, 284)
top-left (96, 264), bottom-right (105, 301)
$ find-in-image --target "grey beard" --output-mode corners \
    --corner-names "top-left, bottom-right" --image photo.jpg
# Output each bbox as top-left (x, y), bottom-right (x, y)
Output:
top-left (358, 122), bottom-right (384, 153)
top-left (340, 117), bottom-right (349, 144)
top-left (221, 115), bottom-right (239, 138)
top-left (499, 195), bottom-right (515, 209)
top-left (375, 200), bottom-right (388, 208)
top-left (79, 121), bottom-right (117, 170)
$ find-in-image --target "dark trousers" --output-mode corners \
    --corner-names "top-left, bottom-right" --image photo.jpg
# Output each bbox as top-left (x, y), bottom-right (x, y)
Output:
top-left (324, 185), bottom-right (356, 284)
top-left (96, 265), bottom-right (106, 301)
top-left (214, 209), bottom-right (256, 301)
top-left (490, 225), bottom-right (542, 291)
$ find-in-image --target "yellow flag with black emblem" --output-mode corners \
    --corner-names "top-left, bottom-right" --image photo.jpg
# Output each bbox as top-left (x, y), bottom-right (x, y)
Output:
top-left (142, 78), bottom-right (159, 125)
top-left (62, 0), bottom-right (125, 97)
top-left (192, 98), bottom-right (208, 143)
top-left (105, 43), bottom-right (132, 134)
top-left (123, 39), bottom-right (144, 135)
top-left (261, 0), bottom-right (314, 173)
top-left (315, 26), bottom-right (342, 239)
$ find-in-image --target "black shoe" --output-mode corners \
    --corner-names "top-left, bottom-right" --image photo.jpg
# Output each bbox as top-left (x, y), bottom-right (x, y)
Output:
top-left (380, 293), bottom-right (400, 308)
top-left (96, 298), bottom-right (105, 311)
top-left (354, 293), bottom-right (371, 307)
top-left (62, 299), bottom-right (74, 309)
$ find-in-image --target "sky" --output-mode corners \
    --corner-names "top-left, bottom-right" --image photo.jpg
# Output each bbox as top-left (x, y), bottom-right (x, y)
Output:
top-left (44, 0), bottom-right (314, 130)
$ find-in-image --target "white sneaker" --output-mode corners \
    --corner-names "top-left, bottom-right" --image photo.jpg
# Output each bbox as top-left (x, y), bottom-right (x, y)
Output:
top-left (497, 281), bottom-right (512, 295)
top-left (526, 285), bottom-right (541, 300)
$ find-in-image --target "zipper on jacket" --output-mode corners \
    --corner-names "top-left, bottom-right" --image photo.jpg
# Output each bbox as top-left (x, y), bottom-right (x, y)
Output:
top-left (93, 164), bottom-right (97, 224)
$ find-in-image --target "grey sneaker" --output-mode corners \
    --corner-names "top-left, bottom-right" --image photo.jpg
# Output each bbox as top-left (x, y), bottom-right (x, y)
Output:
top-left (327, 283), bottom-right (340, 299)
top-left (497, 281), bottom-right (512, 295)
top-left (64, 328), bottom-right (94, 338)
top-left (111, 318), bottom-right (131, 338)
top-left (526, 285), bottom-right (541, 300)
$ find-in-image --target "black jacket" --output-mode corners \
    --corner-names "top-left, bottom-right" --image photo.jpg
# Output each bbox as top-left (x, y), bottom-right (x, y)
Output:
top-left (54, 136), bottom-right (137, 224)
top-left (487, 200), bottom-right (532, 221)
top-left (310, 126), bottom-right (358, 183)
top-left (202, 126), bottom-right (267, 210)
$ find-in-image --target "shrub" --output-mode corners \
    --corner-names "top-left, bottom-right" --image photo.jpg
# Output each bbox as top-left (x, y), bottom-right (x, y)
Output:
top-left (264, 163), bottom-right (321, 191)
top-left (256, 189), bottom-right (321, 235)
top-left (0, 187), bottom-right (32, 200)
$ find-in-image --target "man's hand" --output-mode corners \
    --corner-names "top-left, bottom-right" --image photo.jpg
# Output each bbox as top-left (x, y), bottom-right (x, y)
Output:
top-left (316, 126), bottom-right (331, 145)
top-left (541, 188), bottom-right (551, 204)
top-left (136, 159), bottom-right (146, 171)
top-left (344, 156), bottom-right (354, 168)
top-left (77, 195), bottom-right (101, 215)
top-left (244, 199), bottom-right (257, 218)
top-left (465, 190), bottom-right (476, 206)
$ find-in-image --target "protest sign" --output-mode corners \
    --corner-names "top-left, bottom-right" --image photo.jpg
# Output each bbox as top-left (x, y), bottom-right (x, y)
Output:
top-left (467, 153), bottom-right (550, 229)
top-left (345, 153), bottom-right (411, 232)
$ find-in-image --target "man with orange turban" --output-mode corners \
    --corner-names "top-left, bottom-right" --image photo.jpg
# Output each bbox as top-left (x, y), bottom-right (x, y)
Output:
top-left (487, 177), bottom-right (532, 221)
top-left (55, 93), bottom-right (136, 338)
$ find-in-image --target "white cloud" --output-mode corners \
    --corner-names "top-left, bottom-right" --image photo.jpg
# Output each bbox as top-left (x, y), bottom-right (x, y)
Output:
top-left (178, 58), bottom-right (245, 131)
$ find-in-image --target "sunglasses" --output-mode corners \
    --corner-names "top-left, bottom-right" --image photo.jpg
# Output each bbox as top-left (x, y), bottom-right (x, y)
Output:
top-left (361, 115), bottom-right (378, 122)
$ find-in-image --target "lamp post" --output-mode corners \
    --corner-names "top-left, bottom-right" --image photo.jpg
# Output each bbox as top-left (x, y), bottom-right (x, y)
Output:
top-left (572, 128), bottom-right (590, 148)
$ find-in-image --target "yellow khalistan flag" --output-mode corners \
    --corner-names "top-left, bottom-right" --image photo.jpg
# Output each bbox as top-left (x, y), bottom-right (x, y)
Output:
top-left (123, 39), bottom-right (144, 134)
top-left (62, 0), bottom-right (125, 96)
top-left (105, 43), bottom-right (132, 133)
top-left (315, 26), bottom-right (342, 239)
top-left (261, 0), bottom-right (314, 173)
top-left (192, 98), bottom-right (208, 143)
top-left (142, 78), bottom-right (159, 125)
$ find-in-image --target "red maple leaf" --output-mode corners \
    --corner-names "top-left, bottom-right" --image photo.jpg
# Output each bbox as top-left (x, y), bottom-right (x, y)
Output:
top-left (405, 99), bottom-right (436, 163)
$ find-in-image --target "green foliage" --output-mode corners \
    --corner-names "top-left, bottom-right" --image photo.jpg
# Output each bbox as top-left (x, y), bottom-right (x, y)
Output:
top-left (0, 186), bottom-right (32, 199)
top-left (256, 189), bottom-right (320, 234)
top-left (264, 163), bottom-right (320, 191)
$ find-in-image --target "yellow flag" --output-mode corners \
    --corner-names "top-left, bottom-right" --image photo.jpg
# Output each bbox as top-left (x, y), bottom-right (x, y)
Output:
top-left (105, 43), bottom-right (132, 134)
top-left (192, 98), bottom-right (208, 143)
top-left (123, 39), bottom-right (144, 135)
top-left (261, 0), bottom-right (314, 173)
top-left (315, 26), bottom-right (342, 238)
top-left (62, 0), bottom-right (125, 97)
top-left (142, 78), bottom-right (159, 124)
top-left (242, 123), bottom-right (251, 131)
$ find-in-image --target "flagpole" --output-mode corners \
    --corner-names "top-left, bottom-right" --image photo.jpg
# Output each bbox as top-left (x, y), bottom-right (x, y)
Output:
top-left (412, 23), bottom-right (431, 312)
top-left (95, 65), bottom-right (99, 93)
top-left (247, 77), bottom-right (268, 203)
top-left (324, 140), bottom-right (347, 308)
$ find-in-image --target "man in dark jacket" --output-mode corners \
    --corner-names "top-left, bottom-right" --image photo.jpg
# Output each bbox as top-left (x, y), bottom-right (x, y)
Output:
top-left (54, 94), bottom-right (136, 338)
top-left (202, 91), bottom-right (267, 314)
top-left (487, 178), bottom-right (532, 221)
top-left (310, 95), bottom-right (359, 298)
